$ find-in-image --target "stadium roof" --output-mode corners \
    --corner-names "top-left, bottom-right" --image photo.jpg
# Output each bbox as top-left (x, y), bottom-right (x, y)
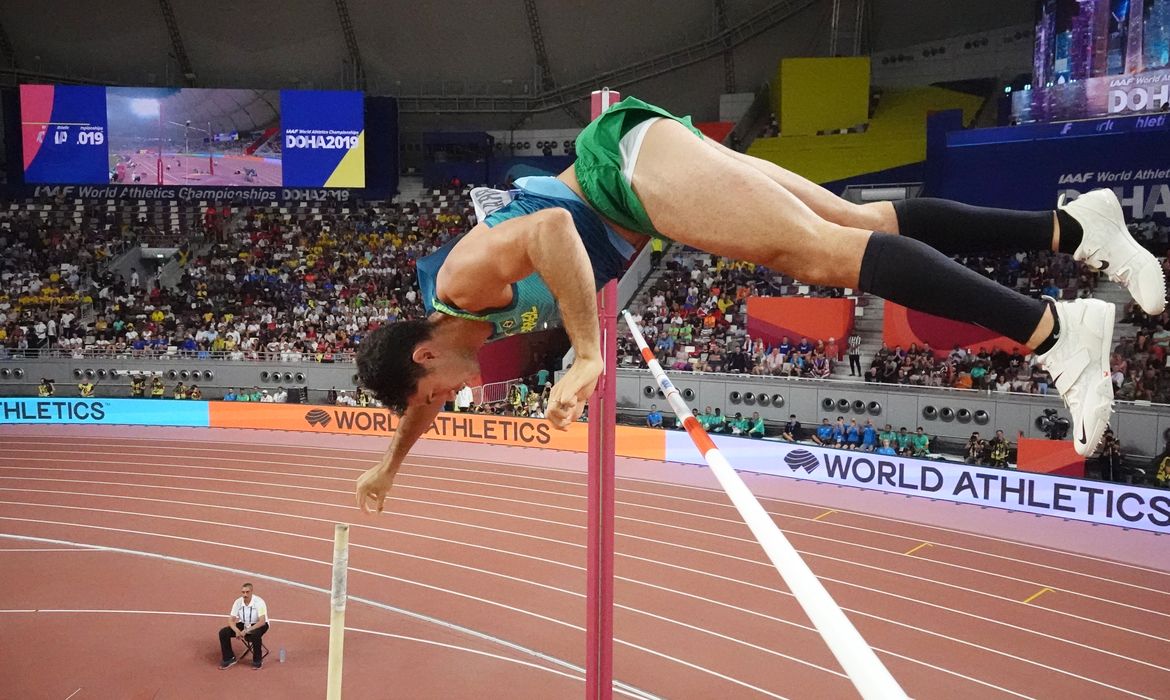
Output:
top-left (0, 1), bottom-right (1033, 124)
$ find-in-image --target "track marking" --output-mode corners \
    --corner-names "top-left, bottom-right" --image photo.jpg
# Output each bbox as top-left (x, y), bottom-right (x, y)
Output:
top-left (0, 485), bottom-right (1068, 695)
top-left (0, 525), bottom-right (788, 696)
top-left (7, 445), bottom-right (1169, 592)
top-left (0, 547), bottom-right (103, 552)
top-left (0, 442), bottom-right (1155, 692)
top-left (1, 609), bottom-right (590, 690)
top-left (0, 484), bottom-right (1128, 696)
top-left (8, 439), bottom-right (1168, 584)
top-left (1022, 588), bottom-right (1054, 605)
top-left (63, 689), bottom-right (81, 700)
top-left (0, 535), bottom-right (1045, 697)
top-left (616, 524), bottom-right (1170, 647)
top-left (904, 543), bottom-right (932, 556)
top-left (6, 491), bottom-right (1169, 683)
top-left (813, 509), bottom-right (836, 521)
top-left (0, 498), bottom-right (848, 680)
top-left (0, 534), bottom-right (660, 700)
top-left (7, 474), bottom-right (1170, 646)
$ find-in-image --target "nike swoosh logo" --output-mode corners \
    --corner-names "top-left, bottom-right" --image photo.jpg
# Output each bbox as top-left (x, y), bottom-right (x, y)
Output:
top-left (1078, 424), bottom-right (1088, 445)
top-left (1098, 260), bottom-right (1109, 271)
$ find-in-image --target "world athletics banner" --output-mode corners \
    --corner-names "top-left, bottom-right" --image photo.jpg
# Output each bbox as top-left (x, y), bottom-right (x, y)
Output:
top-left (664, 433), bottom-right (1170, 534)
top-left (0, 398), bottom-right (208, 427)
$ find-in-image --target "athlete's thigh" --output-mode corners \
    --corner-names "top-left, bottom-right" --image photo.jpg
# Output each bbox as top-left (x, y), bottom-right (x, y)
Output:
top-left (630, 119), bottom-right (829, 265)
top-left (703, 136), bottom-right (894, 231)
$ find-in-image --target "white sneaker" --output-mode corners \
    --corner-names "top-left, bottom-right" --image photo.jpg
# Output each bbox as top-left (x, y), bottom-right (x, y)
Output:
top-left (1061, 189), bottom-right (1167, 315)
top-left (1035, 297), bottom-right (1115, 457)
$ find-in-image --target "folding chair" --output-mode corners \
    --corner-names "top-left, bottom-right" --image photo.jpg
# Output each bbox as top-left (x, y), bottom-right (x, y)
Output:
top-left (233, 634), bottom-right (270, 663)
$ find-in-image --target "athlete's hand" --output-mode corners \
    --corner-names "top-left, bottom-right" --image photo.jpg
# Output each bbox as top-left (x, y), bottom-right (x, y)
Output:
top-left (547, 356), bottom-right (603, 430)
top-left (356, 463), bottom-right (398, 514)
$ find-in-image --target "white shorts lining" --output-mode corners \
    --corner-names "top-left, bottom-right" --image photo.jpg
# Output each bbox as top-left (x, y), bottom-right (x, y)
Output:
top-left (618, 117), bottom-right (662, 187)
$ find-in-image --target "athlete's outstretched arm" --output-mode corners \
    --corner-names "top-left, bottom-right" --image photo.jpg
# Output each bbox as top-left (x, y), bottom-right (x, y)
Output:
top-left (442, 208), bottom-right (603, 429)
top-left (356, 397), bottom-right (444, 513)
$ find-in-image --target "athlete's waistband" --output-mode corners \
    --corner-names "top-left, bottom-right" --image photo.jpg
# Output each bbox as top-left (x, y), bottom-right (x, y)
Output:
top-left (514, 176), bottom-right (636, 260)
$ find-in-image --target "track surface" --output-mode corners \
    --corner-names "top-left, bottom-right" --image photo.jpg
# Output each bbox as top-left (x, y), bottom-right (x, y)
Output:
top-left (114, 152), bottom-right (282, 187)
top-left (1, 425), bottom-right (1168, 699)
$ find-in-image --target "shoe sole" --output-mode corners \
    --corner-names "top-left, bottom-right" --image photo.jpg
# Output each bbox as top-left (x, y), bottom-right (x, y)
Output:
top-left (1077, 301), bottom-right (1115, 457)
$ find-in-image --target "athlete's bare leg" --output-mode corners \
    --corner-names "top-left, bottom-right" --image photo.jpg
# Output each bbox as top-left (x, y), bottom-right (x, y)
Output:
top-left (701, 135), bottom-right (899, 233)
top-left (632, 120), bottom-right (870, 288)
top-left (703, 136), bottom-right (1065, 252)
top-left (630, 118), bottom-right (1055, 348)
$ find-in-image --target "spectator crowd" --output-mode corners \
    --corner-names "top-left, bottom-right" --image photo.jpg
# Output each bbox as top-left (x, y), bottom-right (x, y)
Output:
top-left (621, 248), bottom-right (844, 378)
top-left (1, 189), bottom-right (474, 361)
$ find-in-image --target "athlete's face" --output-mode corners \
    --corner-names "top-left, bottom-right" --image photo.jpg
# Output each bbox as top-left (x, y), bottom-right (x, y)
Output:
top-left (410, 347), bottom-right (480, 406)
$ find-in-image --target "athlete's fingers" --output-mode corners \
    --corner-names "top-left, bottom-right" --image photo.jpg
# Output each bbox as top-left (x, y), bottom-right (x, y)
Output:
top-left (546, 402), bottom-right (573, 430)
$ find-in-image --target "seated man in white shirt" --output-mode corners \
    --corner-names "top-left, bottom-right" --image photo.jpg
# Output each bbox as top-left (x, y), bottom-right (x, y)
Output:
top-left (218, 582), bottom-right (270, 669)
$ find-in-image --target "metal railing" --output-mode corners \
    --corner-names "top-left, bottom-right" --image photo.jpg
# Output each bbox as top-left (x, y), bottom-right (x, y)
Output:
top-left (472, 377), bottom-right (528, 405)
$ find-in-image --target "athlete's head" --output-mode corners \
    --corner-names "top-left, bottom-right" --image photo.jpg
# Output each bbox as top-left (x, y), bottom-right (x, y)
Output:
top-left (357, 320), bottom-right (479, 414)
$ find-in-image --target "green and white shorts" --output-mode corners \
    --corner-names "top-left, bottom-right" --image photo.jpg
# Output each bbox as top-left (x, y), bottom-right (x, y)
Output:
top-left (573, 96), bottom-right (703, 239)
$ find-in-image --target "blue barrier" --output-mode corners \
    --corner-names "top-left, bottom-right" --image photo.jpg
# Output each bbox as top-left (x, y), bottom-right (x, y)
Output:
top-left (0, 398), bottom-right (209, 427)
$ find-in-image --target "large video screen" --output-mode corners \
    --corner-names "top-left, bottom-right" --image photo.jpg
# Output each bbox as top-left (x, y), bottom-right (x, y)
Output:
top-left (20, 85), bottom-right (364, 188)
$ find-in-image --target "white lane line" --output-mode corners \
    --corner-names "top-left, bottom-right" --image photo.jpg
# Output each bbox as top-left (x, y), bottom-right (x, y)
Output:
top-left (0, 495), bottom-right (848, 681)
top-left (0, 533), bottom-right (659, 700)
top-left (63, 689), bottom-right (81, 700)
top-left (0, 514), bottom-right (579, 630)
top-left (615, 525), bottom-right (1170, 647)
top-left (614, 515), bottom-right (1170, 637)
top-left (0, 547), bottom-right (103, 552)
top-left (0, 489), bottom-right (582, 564)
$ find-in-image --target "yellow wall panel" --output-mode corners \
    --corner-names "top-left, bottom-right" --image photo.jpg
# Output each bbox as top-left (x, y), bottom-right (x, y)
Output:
top-left (750, 86), bottom-right (985, 184)
top-left (777, 57), bottom-right (871, 136)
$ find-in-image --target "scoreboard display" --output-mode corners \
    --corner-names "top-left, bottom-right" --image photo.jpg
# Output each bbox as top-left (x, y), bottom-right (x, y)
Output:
top-left (21, 85), bottom-right (109, 185)
top-left (20, 85), bottom-right (365, 188)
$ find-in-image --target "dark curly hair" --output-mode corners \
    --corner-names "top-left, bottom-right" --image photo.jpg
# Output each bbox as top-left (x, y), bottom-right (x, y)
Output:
top-left (357, 320), bottom-right (435, 414)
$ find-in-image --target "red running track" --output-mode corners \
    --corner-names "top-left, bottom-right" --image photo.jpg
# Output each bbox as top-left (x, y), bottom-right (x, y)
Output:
top-left (0, 425), bottom-right (1168, 699)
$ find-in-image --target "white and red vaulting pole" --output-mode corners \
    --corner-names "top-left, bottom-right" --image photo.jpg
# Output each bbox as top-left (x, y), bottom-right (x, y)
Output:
top-left (621, 310), bottom-right (908, 700)
top-left (585, 87), bottom-right (619, 700)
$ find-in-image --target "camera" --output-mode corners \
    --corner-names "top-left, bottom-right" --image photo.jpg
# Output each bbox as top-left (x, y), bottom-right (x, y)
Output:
top-left (1035, 408), bottom-right (1070, 441)
top-left (1100, 429), bottom-right (1121, 456)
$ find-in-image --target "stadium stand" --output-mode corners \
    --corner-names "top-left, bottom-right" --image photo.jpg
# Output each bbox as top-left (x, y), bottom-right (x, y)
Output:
top-left (0, 188), bottom-right (477, 358)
